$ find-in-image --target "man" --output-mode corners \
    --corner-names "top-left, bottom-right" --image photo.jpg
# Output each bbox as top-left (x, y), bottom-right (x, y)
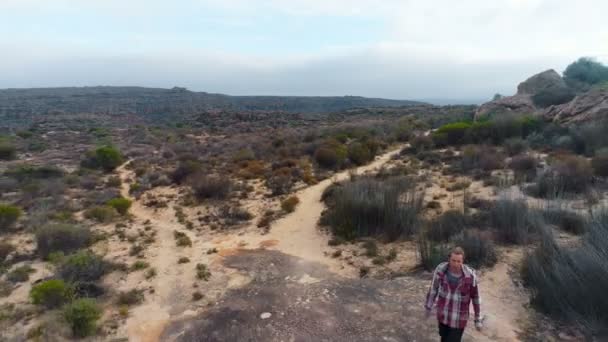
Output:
top-left (424, 247), bottom-right (482, 342)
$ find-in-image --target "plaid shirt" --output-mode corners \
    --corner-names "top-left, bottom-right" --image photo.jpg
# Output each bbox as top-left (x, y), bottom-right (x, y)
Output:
top-left (425, 262), bottom-right (481, 329)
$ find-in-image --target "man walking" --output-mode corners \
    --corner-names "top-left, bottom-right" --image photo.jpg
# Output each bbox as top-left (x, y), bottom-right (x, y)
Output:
top-left (424, 247), bottom-right (482, 342)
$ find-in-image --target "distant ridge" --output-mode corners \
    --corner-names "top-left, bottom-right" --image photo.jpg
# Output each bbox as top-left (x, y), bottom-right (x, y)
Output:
top-left (0, 86), bottom-right (424, 122)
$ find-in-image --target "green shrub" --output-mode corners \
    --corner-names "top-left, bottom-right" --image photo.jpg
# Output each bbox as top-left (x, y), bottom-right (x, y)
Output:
top-left (59, 251), bottom-right (107, 282)
top-left (433, 122), bottom-right (472, 145)
top-left (314, 141), bottom-right (347, 169)
top-left (84, 205), bottom-right (117, 223)
top-left (321, 176), bottom-right (424, 241)
top-left (347, 142), bottom-right (373, 165)
top-left (410, 135), bottom-right (433, 152)
top-left (280, 196), bottom-right (299, 213)
top-left (81, 146), bottom-right (123, 172)
top-left (63, 298), bottom-right (102, 337)
top-left (30, 279), bottom-right (71, 308)
top-left (563, 57), bottom-right (608, 89)
top-left (0, 204), bottom-right (22, 232)
top-left (36, 224), bottom-right (92, 258)
top-left (7, 265), bottom-right (35, 283)
top-left (0, 142), bottom-right (17, 160)
top-left (105, 176), bottom-right (121, 188)
top-left (106, 197), bottom-right (132, 215)
top-left (130, 260), bottom-right (149, 271)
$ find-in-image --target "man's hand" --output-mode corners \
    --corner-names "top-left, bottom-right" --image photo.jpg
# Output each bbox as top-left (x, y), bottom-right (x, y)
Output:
top-left (474, 318), bottom-right (483, 331)
top-left (424, 309), bottom-right (432, 319)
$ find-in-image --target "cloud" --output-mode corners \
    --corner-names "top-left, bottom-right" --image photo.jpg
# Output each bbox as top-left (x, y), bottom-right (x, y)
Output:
top-left (0, 0), bottom-right (607, 101)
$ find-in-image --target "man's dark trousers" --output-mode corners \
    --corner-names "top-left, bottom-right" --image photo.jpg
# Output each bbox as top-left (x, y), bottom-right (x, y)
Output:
top-left (438, 322), bottom-right (464, 342)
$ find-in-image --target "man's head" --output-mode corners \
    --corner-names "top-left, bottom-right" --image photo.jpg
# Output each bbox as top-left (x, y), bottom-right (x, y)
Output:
top-left (448, 246), bottom-right (465, 271)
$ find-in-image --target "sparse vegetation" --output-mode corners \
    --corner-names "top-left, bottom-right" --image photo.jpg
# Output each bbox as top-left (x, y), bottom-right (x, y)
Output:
top-left (84, 205), bottom-right (117, 223)
top-left (0, 204), bottom-right (22, 232)
top-left (107, 197), bottom-right (132, 215)
top-left (196, 263), bottom-right (211, 281)
top-left (490, 198), bottom-right (542, 244)
top-left (280, 196), bottom-right (300, 213)
top-left (30, 279), bottom-right (72, 308)
top-left (36, 224), bottom-right (92, 258)
top-left (63, 298), bottom-right (102, 338)
top-left (321, 176), bottom-right (423, 241)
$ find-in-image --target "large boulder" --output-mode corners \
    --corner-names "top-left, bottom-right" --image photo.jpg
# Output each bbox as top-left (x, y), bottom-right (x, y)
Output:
top-left (475, 69), bottom-right (568, 120)
top-left (516, 69), bottom-right (567, 95)
top-left (543, 87), bottom-right (608, 124)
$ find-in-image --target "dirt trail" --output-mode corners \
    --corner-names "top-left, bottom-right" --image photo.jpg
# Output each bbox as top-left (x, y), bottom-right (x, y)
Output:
top-left (114, 146), bottom-right (532, 342)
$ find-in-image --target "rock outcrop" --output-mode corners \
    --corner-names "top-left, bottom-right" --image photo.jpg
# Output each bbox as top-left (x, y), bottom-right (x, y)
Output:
top-left (543, 87), bottom-right (608, 124)
top-left (475, 69), bottom-right (566, 119)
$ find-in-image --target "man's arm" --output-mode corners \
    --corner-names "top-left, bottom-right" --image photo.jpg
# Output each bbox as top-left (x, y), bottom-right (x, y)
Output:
top-left (424, 268), bottom-right (440, 311)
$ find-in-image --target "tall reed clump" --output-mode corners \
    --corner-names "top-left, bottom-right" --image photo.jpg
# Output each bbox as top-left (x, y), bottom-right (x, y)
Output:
top-left (321, 176), bottom-right (424, 241)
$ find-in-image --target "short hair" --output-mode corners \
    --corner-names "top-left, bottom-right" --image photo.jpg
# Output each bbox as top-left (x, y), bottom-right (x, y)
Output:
top-left (449, 246), bottom-right (465, 259)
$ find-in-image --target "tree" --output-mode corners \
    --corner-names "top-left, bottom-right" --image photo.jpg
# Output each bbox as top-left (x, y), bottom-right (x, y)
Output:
top-left (563, 57), bottom-right (608, 90)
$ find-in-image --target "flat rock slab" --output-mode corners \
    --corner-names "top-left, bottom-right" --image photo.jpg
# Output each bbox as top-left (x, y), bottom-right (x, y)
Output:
top-left (161, 249), bottom-right (439, 342)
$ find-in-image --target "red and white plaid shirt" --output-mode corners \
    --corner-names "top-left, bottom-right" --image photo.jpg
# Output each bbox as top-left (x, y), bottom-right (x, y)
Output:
top-left (425, 262), bottom-right (481, 329)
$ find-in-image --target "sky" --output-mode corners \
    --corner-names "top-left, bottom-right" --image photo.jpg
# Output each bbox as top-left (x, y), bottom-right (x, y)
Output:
top-left (1, 0), bottom-right (607, 103)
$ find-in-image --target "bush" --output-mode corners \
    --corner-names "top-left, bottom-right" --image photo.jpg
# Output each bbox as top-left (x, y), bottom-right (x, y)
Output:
top-left (417, 235), bottom-right (450, 271)
top-left (508, 154), bottom-right (538, 182)
top-left (541, 208), bottom-right (586, 235)
top-left (490, 198), bottom-right (542, 244)
top-left (503, 138), bottom-right (528, 156)
top-left (280, 196), bottom-right (299, 213)
top-left (522, 215), bottom-right (608, 333)
top-left (106, 197), bottom-right (132, 215)
top-left (433, 122), bottom-right (472, 145)
top-left (314, 141), bottom-right (347, 169)
top-left (410, 135), bottom-right (433, 152)
top-left (347, 142), bottom-right (373, 165)
top-left (30, 279), bottom-right (71, 308)
top-left (451, 230), bottom-right (497, 268)
top-left (426, 210), bottom-right (468, 242)
top-left (196, 263), bottom-right (211, 281)
top-left (170, 160), bottom-right (202, 184)
top-left (532, 87), bottom-right (576, 108)
top-left (84, 205), bottom-right (117, 223)
top-left (0, 142), bottom-right (17, 160)
top-left (0, 242), bottom-right (14, 261)
top-left (592, 152), bottom-right (608, 177)
top-left (7, 265), bottom-right (35, 283)
top-left (36, 224), bottom-right (92, 258)
top-left (0, 204), bottom-right (22, 232)
top-left (63, 298), bottom-right (102, 337)
top-left (563, 57), bottom-right (608, 89)
top-left (531, 155), bottom-right (592, 198)
top-left (81, 146), bottom-right (123, 172)
top-left (321, 176), bottom-right (424, 241)
top-left (116, 289), bottom-right (144, 306)
top-left (191, 175), bottom-right (231, 200)
top-left (174, 231), bottom-right (192, 247)
top-left (59, 251), bottom-right (107, 282)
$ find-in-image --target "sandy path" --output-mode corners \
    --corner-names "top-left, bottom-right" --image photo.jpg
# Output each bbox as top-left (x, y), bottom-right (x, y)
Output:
top-left (115, 163), bottom-right (200, 342)
top-left (114, 145), bottom-right (532, 342)
top-left (218, 145), bottom-right (405, 277)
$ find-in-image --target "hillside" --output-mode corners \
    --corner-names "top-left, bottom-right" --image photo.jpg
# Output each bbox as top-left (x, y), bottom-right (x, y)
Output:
top-left (0, 86), bottom-right (423, 128)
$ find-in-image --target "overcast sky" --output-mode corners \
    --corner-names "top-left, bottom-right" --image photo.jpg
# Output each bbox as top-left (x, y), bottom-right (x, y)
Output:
top-left (1, 0), bottom-right (607, 103)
